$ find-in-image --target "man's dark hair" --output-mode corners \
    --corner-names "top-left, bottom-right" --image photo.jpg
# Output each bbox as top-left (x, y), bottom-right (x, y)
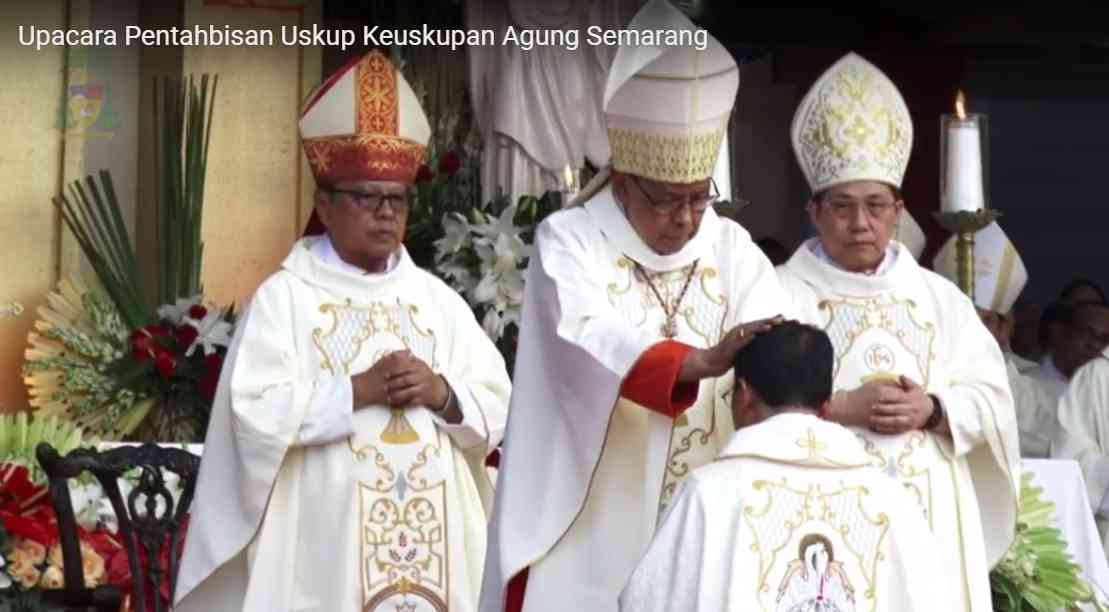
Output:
top-left (733, 321), bottom-right (833, 411)
top-left (1060, 278), bottom-right (1108, 306)
top-left (1039, 301), bottom-right (1072, 351)
top-left (1069, 301), bottom-right (1109, 324)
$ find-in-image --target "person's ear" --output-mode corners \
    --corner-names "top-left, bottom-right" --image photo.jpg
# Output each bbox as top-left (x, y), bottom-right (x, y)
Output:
top-left (314, 190), bottom-right (334, 228)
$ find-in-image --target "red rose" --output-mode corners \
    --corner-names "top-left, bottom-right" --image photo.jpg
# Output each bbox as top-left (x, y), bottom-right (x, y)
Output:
top-left (438, 151), bottom-right (461, 177)
top-left (414, 163), bottom-right (434, 184)
top-left (130, 326), bottom-right (169, 361)
top-left (175, 324), bottom-right (199, 350)
top-left (187, 304), bottom-right (208, 320)
top-left (154, 352), bottom-right (177, 379)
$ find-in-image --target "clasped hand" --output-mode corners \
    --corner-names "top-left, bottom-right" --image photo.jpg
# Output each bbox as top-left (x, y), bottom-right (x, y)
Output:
top-left (352, 350), bottom-right (448, 409)
top-left (844, 376), bottom-right (933, 435)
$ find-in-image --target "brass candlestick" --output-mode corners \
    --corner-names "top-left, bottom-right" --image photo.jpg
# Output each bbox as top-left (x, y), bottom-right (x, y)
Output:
top-left (933, 209), bottom-right (1000, 299)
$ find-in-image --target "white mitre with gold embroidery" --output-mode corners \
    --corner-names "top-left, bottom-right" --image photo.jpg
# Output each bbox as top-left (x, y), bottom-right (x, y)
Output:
top-left (792, 52), bottom-right (912, 192)
top-left (896, 208), bottom-right (927, 260)
top-left (603, 0), bottom-right (738, 184)
top-left (933, 221), bottom-right (1028, 314)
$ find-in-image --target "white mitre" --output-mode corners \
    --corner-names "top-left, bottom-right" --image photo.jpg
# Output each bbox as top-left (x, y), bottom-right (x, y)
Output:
top-left (896, 208), bottom-right (927, 260)
top-left (933, 221), bottom-right (1028, 314)
top-left (603, 0), bottom-right (738, 184)
top-left (792, 52), bottom-right (913, 193)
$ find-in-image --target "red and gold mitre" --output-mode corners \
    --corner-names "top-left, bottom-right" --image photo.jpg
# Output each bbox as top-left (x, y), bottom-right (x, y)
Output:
top-left (299, 50), bottom-right (430, 187)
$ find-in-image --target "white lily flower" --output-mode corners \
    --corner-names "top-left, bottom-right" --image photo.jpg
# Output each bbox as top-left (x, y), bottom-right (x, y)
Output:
top-left (482, 309), bottom-right (505, 340)
top-left (184, 308), bottom-right (234, 356)
top-left (68, 480), bottom-right (107, 531)
top-left (471, 204), bottom-right (520, 241)
top-left (434, 213), bottom-right (473, 261)
top-left (439, 259), bottom-right (479, 294)
top-left (157, 295), bottom-right (203, 325)
top-left (0, 555), bottom-right (10, 589)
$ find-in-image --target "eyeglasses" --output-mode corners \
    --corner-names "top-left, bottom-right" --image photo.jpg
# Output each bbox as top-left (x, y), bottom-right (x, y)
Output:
top-left (823, 199), bottom-right (897, 220)
top-left (329, 188), bottom-right (411, 214)
top-left (632, 176), bottom-right (720, 216)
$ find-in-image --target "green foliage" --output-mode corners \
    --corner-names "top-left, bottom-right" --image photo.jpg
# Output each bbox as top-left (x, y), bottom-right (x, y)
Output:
top-left (0, 413), bottom-right (85, 485)
top-left (991, 471), bottom-right (1106, 611)
top-left (52, 172), bottom-right (151, 331)
top-left (154, 74), bottom-right (219, 304)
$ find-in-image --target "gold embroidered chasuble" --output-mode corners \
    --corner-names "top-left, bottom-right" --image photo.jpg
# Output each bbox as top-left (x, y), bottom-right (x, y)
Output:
top-left (175, 237), bottom-right (510, 612)
top-left (480, 187), bottom-right (789, 612)
top-left (777, 239), bottom-right (1020, 612)
top-left (620, 413), bottom-right (945, 612)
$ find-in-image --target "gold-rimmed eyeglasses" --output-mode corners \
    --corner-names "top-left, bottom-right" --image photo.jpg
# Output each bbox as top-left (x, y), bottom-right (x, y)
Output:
top-left (632, 176), bottom-right (720, 216)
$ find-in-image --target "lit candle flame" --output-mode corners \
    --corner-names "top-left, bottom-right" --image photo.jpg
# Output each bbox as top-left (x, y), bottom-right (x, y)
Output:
top-left (955, 90), bottom-right (967, 120)
top-left (564, 165), bottom-right (575, 190)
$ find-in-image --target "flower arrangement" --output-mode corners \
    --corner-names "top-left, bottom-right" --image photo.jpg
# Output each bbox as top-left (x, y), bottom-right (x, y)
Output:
top-left (27, 75), bottom-right (229, 443)
top-left (991, 471), bottom-right (1106, 611)
top-left (0, 415), bottom-right (191, 611)
top-left (0, 462), bottom-right (189, 612)
top-left (25, 278), bottom-right (231, 442)
top-left (405, 148), bottom-right (482, 271)
top-left (433, 190), bottom-right (562, 371)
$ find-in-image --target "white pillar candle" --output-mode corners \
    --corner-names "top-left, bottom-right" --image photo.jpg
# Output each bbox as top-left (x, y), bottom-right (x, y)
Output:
top-left (943, 118), bottom-right (985, 213)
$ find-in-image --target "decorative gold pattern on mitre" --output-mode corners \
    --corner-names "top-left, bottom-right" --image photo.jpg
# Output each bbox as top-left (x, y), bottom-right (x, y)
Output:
top-left (792, 53), bottom-right (912, 192)
top-left (608, 127), bottom-right (726, 183)
top-left (743, 478), bottom-right (890, 611)
top-left (358, 50), bottom-right (399, 136)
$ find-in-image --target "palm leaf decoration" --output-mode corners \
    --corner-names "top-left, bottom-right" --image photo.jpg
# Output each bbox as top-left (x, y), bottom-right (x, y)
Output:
top-left (991, 471), bottom-right (1107, 611)
top-left (155, 74), bottom-right (218, 304)
top-left (23, 277), bottom-right (153, 439)
top-left (52, 172), bottom-right (150, 331)
top-left (0, 412), bottom-right (86, 484)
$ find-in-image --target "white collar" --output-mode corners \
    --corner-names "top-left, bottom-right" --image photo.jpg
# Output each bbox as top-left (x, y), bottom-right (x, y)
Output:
top-left (810, 239), bottom-right (898, 277)
top-left (311, 234), bottom-right (398, 276)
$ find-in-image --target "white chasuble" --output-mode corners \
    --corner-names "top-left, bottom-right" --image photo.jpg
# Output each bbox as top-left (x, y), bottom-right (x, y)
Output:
top-left (175, 237), bottom-right (510, 612)
top-left (620, 413), bottom-right (944, 612)
top-left (777, 240), bottom-right (1020, 612)
top-left (1053, 352), bottom-right (1109, 555)
top-left (480, 187), bottom-right (789, 612)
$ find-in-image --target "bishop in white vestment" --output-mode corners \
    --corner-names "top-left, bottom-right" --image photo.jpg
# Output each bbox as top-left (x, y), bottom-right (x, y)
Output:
top-left (934, 222), bottom-right (1057, 458)
top-left (777, 53), bottom-right (1020, 611)
top-left (480, 2), bottom-right (789, 611)
top-left (620, 322), bottom-right (943, 612)
top-left (174, 51), bottom-right (510, 612)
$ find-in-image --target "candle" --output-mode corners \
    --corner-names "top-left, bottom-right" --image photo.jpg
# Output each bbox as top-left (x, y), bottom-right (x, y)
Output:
top-left (563, 164), bottom-right (579, 197)
top-left (942, 91), bottom-right (986, 213)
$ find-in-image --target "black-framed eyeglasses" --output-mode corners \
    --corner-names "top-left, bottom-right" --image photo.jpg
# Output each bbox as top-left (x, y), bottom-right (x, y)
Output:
top-left (632, 176), bottom-right (720, 216)
top-left (329, 188), bottom-right (411, 213)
